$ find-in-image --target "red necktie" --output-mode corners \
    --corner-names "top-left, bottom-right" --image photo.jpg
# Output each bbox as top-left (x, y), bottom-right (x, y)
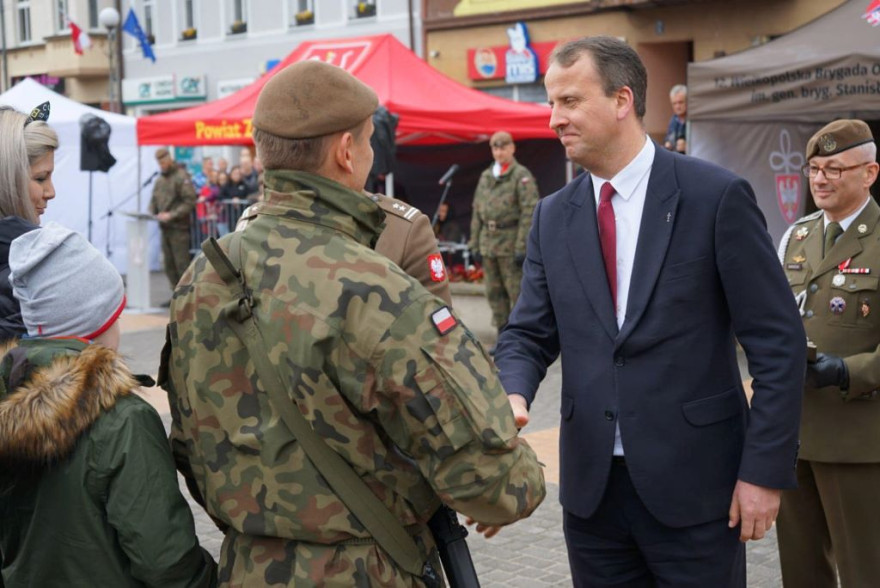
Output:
top-left (598, 182), bottom-right (617, 309)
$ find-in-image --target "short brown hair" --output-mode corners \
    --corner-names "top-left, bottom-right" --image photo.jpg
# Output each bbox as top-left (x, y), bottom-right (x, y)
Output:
top-left (254, 117), bottom-right (371, 173)
top-left (551, 36), bottom-right (647, 120)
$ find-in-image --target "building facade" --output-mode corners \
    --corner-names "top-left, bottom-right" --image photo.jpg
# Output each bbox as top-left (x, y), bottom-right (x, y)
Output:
top-left (121, 0), bottom-right (422, 116)
top-left (0, 0), bottom-right (118, 106)
top-left (423, 0), bottom-right (847, 141)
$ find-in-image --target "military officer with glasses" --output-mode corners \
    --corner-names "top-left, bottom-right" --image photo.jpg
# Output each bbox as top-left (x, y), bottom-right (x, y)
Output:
top-left (777, 119), bottom-right (880, 588)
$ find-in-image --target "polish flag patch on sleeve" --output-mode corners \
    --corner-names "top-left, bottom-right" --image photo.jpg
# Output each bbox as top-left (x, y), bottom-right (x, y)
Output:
top-left (428, 253), bottom-right (447, 282)
top-left (431, 306), bottom-right (458, 335)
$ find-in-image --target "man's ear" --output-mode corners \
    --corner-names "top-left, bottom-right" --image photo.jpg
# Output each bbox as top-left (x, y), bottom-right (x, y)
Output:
top-left (333, 131), bottom-right (356, 175)
top-left (615, 86), bottom-right (635, 121)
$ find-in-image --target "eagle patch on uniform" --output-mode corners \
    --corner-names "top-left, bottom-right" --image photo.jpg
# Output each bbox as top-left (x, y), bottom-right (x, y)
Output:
top-left (428, 253), bottom-right (446, 282)
top-left (431, 306), bottom-right (457, 335)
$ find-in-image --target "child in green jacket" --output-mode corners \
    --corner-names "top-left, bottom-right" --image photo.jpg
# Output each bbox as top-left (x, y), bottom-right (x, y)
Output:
top-left (0, 222), bottom-right (216, 587)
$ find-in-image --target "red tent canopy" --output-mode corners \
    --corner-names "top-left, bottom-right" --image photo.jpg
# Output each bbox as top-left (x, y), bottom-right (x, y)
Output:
top-left (136, 34), bottom-right (556, 146)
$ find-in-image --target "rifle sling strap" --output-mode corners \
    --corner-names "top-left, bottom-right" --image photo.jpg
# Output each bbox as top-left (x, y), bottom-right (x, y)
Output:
top-left (201, 236), bottom-right (428, 578)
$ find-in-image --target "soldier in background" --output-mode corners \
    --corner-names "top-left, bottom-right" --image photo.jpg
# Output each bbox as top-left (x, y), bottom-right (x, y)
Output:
top-left (161, 60), bottom-right (544, 586)
top-left (149, 147), bottom-right (197, 295)
top-left (469, 131), bottom-right (540, 351)
top-left (777, 119), bottom-right (880, 587)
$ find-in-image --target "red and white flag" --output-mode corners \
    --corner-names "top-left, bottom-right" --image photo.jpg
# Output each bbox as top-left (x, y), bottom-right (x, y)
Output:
top-left (69, 20), bottom-right (92, 55)
top-left (864, 0), bottom-right (880, 26)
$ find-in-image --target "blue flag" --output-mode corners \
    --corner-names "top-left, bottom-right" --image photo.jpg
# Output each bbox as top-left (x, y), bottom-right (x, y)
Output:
top-left (122, 9), bottom-right (156, 63)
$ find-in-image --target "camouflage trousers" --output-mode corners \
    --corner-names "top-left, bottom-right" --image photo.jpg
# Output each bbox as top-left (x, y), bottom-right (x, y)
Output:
top-left (482, 255), bottom-right (523, 328)
top-left (161, 227), bottom-right (193, 289)
top-left (218, 528), bottom-right (443, 587)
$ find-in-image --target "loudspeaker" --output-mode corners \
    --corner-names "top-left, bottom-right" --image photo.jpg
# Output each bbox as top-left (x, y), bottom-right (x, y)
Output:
top-left (79, 114), bottom-right (117, 172)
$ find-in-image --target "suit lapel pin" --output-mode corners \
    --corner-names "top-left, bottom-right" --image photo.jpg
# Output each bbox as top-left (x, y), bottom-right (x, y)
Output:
top-left (858, 224), bottom-right (868, 234)
top-left (666, 212), bottom-right (672, 223)
top-left (795, 226), bottom-right (809, 240)
top-left (861, 299), bottom-right (871, 318)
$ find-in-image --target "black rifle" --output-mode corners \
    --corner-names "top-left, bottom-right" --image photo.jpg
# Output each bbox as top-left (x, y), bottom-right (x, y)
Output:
top-left (428, 505), bottom-right (481, 588)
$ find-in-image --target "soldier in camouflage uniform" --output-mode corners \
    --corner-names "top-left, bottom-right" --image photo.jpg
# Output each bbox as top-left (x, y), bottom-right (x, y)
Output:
top-left (149, 147), bottom-right (197, 292)
top-left (160, 60), bottom-right (545, 587)
top-left (469, 131), bottom-right (540, 337)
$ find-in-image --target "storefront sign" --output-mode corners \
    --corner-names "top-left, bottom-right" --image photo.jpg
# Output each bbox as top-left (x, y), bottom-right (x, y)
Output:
top-left (504, 22), bottom-right (539, 84)
top-left (11, 74), bottom-right (65, 94)
top-left (123, 74), bottom-right (207, 105)
top-left (178, 75), bottom-right (207, 99)
top-left (468, 32), bottom-right (555, 82)
top-left (217, 77), bottom-right (255, 98)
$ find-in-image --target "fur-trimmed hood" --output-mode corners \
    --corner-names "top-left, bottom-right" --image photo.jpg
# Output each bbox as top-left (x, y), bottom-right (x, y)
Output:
top-left (0, 339), bottom-right (138, 463)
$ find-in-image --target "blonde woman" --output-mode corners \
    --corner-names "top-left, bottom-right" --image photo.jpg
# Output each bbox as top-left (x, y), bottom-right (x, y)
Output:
top-left (0, 103), bottom-right (59, 340)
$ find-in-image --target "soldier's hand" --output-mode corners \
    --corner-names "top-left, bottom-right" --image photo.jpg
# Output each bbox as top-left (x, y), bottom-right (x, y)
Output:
top-left (514, 252), bottom-right (526, 267)
top-left (806, 353), bottom-right (849, 389)
top-left (157, 211), bottom-right (172, 222)
top-left (464, 517), bottom-right (504, 539)
top-left (508, 394), bottom-right (530, 429)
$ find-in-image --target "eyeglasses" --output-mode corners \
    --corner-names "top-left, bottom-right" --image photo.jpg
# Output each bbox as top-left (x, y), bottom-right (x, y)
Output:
top-left (801, 162), bottom-right (873, 180)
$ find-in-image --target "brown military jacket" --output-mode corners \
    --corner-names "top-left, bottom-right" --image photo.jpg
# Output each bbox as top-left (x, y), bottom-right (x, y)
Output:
top-left (149, 166), bottom-right (197, 230)
top-left (469, 159), bottom-right (539, 258)
top-left (780, 198), bottom-right (880, 462)
top-left (373, 194), bottom-right (452, 305)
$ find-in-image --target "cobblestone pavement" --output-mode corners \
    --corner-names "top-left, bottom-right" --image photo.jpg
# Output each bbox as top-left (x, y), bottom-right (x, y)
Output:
top-left (123, 274), bottom-right (784, 587)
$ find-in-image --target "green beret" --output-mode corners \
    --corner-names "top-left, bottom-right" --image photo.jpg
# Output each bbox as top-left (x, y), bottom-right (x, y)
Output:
top-left (155, 147), bottom-right (170, 160)
top-left (490, 131), bottom-right (513, 147)
top-left (806, 119), bottom-right (874, 160)
top-left (253, 61), bottom-right (379, 139)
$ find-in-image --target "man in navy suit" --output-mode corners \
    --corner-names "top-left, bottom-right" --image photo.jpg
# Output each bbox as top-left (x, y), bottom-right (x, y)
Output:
top-left (493, 36), bottom-right (805, 586)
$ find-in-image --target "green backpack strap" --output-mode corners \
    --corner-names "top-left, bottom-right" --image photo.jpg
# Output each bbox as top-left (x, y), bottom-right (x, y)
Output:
top-left (200, 236), bottom-right (433, 579)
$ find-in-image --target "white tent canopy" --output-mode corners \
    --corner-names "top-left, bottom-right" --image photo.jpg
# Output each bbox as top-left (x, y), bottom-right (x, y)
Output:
top-left (0, 78), bottom-right (160, 274)
top-left (688, 0), bottom-right (880, 243)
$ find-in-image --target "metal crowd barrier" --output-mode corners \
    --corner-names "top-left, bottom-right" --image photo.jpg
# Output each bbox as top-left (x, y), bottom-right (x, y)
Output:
top-left (189, 198), bottom-right (252, 254)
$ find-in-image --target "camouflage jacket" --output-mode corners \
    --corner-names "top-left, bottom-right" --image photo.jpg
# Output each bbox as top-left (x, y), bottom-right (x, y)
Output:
top-left (162, 169), bottom-right (545, 586)
top-left (149, 166), bottom-right (196, 230)
top-left (468, 159), bottom-right (539, 257)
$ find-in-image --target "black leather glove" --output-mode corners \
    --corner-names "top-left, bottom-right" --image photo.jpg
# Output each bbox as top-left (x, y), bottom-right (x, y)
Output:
top-left (514, 252), bottom-right (526, 267)
top-left (806, 353), bottom-right (849, 390)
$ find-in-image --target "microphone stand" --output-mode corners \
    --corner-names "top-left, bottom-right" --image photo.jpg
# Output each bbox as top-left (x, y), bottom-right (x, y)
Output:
top-left (431, 178), bottom-right (454, 229)
top-left (99, 173), bottom-right (160, 257)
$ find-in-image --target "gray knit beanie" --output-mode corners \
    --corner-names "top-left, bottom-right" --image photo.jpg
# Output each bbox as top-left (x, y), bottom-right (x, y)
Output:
top-left (8, 222), bottom-right (125, 338)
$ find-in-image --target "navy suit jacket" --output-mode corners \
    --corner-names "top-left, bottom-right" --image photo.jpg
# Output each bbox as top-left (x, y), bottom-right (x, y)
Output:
top-left (495, 145), bottom-right (805, 528)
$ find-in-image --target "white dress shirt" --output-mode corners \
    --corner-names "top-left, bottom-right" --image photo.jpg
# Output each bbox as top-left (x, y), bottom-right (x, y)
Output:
top-left (590, 137), bottom-right (655, 456)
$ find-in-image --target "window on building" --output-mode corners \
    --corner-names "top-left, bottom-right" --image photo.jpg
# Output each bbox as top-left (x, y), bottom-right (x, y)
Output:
top-left (55, 0), bottom-right (68, 32)
top-left (88, 0), bottom-right (98, 28)
top-left (179, 0), bottom-right (196, 39)
top-left (143, 0), bottom-right (155, 37)
top-left (232, 0), bottom-right (247, 22)
top-left (352, 0), bottom-right (376, 19)
top-left (17, 0), bottom-right (31, 43)
top-left (228, 0), bottom-right (247, 34)
top-left (292, 0), bottom-right (314, 25)
top-left (184, 0), bottom-right (195, 28)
